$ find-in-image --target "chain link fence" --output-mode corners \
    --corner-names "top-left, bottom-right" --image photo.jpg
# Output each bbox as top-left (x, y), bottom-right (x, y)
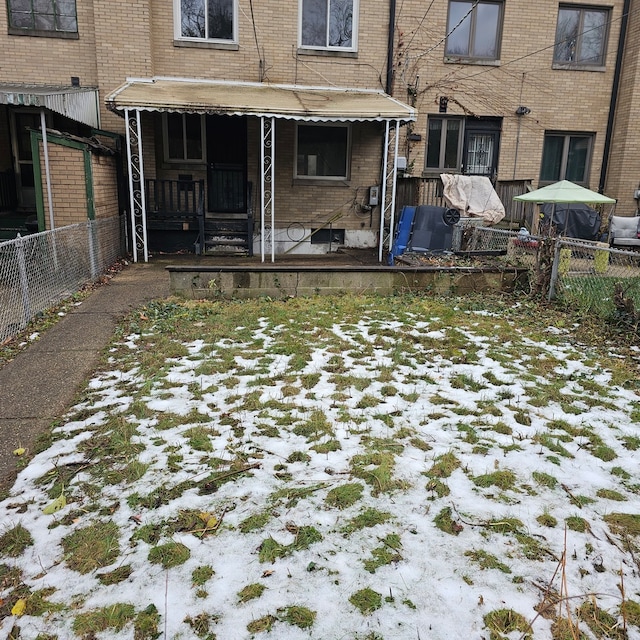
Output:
top-left (467, 226), bottom-right (640, 323)
top-left (0, 216), bottom-right (124, 345)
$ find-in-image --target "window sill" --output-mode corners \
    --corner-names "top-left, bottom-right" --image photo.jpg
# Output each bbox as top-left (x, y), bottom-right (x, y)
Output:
top-left (422, 170), bottom-right (460, 178)
top-left (443, 56), bottom-right (500, 66)
top-left (293, 178), bottom-right (351, 186)
top-left (8, 27), bottom-right (78, 39)
top-left (174, 39), bottom-right (239, 51)
top-left (297, 47), bottom-right (357, 59)
top-left (551, 63), bottom-right (606, 72)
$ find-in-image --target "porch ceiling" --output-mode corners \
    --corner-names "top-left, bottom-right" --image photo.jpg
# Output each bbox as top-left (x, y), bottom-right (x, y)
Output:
top-left (0, 83), bottom-right (100, 128)
top-left (106, 77), bottom-right (415, 123)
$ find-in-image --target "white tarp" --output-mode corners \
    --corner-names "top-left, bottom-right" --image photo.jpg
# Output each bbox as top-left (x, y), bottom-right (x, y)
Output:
top-left (440, 174), bottom-right (505, 225)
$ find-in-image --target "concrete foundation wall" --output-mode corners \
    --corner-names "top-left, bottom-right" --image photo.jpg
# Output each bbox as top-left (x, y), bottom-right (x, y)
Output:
top-left (169, 266), bottom-right (526, 299)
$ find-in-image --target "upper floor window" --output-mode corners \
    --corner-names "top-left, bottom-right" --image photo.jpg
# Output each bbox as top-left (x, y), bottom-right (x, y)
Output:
top-left (300, 0), bottom-right (357, 51)
top-left (445, 0), bottom-right (503, 61)
top-left (163, 113), bottom-right (205, 163)
top-left (553, 5), bottom-right (609, 67)
top-left (296, 124), bottom-right (350, 180)
top-left (7, 0), bottom-right (78, 35)
top-left (177, 0), bottom-right (236, 42)
top-left (540, 132), bottom-right (593, 184)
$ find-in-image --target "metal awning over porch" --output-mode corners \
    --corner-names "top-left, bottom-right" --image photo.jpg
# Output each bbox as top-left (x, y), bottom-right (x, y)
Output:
top-left (106, 77), bottom-right (414, 122)
top-left (0, 83), bottom-right (100, 128)
top-left (106, 77), bottom-right (415, 262)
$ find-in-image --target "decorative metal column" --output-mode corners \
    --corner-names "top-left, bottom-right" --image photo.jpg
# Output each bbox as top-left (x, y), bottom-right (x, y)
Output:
top-left (124, 108), bottom-right (148, 262)
top-left (378, 120), bottom-right (400, 262)
top-left (260, 116), bottom-right (275, 262)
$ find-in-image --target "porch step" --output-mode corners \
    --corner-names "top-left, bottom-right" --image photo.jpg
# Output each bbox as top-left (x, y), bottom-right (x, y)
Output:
top-left (200, 214), bottom-right (253, 256)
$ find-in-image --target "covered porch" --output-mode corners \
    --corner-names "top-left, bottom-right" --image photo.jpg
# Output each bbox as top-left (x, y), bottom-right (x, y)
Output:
top-left (106, 77), bottom-right (415, 263)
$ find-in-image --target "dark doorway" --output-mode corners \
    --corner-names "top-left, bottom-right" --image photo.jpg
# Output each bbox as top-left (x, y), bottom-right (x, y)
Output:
top-left (206, 115), bottom-right (247, 213)
top-left (462, 117), bottom-right (501, 179)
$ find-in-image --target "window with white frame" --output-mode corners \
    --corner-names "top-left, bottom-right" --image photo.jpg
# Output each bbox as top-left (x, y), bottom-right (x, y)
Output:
top-left (163, 113), bottom-right (205, 162)
top-left (296, 124), bottom-right (350, 179)
top-left (7, 0), bottom-right (77, 34)
top-left (445, 0), bottom-right (503, 61)
top-left (300, 0), bottom-right (357, 51)
top-left (553, 5), bottom-right (609, 67)
top-left (540, 132), bottom-right (593, 184)
top-left (425, 117), bottom-right (463, 171)
top-left (177, 0), bottom-right (236, 42)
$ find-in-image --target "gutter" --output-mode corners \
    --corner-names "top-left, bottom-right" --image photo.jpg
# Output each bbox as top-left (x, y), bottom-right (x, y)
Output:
top-left (599, 0), bottom-right (630, 193)
top-left (386, 0), bottom-right (396, 94)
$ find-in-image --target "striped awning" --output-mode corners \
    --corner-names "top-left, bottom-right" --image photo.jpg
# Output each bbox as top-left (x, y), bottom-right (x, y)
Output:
top-left (106, 77), bottom-right (415, 123)
top-left (0, 84), bottom-right (100, 128)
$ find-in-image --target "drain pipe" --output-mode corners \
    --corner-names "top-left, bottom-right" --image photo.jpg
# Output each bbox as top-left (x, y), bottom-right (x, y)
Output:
top-left (598, 0), bottom-right (630, 194)
top-left (386, 0), bottom-right (396, 94)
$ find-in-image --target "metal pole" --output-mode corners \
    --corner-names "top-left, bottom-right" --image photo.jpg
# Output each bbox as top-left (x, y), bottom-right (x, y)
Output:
top-left (378, 121), bottom-right (391, 262)
top-left (40, 109), bottom-right (55, 232)
top-left (124, 108), bottom-right (138, 263)
top-left (15, 234), bottom-right (31, 329)
top-left (270, 117), bottom-right (275, 263)
top-left (136, 110), bottom-right (149, 262)
top-left (548, 238), bottom-right (562, 301)
top-left (387, 120), bottom-right (400, 254)
top-left (260, 117), bottom-right (265, 262)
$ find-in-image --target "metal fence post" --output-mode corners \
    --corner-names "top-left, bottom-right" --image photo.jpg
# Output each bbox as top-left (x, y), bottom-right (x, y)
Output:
top-left (548, 238), bottom-right (562, 301)
top-left (88, 219), bottom-right (98, 279)
top-left (15, 233), bottom-right (31, 329)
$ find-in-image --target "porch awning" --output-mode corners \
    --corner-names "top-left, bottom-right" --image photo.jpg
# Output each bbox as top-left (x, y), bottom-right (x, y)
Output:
top-left (0, 83), bottom-right (100, 128)
top-left (106, 77), bottom-right (415, 123)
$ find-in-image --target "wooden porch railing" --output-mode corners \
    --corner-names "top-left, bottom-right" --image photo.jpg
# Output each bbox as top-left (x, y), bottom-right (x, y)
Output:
top-left (145, 178), bottom-right (204, 218)
top-left (395, 177), bottom-right (534, 227)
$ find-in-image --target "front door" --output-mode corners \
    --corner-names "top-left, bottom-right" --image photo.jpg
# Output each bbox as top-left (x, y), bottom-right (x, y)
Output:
top-left (10, 111), bottom-right (44, 210)
top-left (206, 115), bottom-right (248, 213)
top-left (462, 118), bottom-right (501, 180)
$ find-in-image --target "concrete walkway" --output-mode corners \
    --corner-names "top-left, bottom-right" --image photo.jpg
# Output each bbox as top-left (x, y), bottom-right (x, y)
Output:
top-left (0, 260), bottom-right (171, 492)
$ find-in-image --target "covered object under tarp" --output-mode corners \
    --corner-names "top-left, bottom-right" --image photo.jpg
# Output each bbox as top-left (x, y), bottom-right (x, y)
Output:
top-left (539, 203), bottom-right (601, 240)
top-left (440, 174), bottom-right (505, 225)
top-left (513, 180), bottom-right (616, 237)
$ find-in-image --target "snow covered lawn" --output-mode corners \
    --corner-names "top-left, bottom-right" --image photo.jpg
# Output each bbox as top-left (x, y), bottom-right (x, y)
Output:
top-left (1, 295), bottom-right (640, 639)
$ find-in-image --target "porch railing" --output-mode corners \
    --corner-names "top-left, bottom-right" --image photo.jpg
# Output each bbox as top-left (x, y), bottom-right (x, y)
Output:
top-left (145, 178), bottom-right (204, 219)
top-left (398, 177), bottom-right (534, 227)
top-left (208, 165), bottom-right (246, 213)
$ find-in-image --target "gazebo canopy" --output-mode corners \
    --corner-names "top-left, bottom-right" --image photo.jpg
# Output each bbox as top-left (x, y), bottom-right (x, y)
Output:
top-left (514, 180), bottom-right (616, 204)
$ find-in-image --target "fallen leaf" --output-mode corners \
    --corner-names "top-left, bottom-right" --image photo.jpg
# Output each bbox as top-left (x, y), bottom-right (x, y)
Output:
top-left (12, 598), bottom-right (26, 616)
top-left (43, 492), bottom-right (66, 515)
top-left (13, 447), bottom-right (26, 456)
top-left (262, 570), bottom-right (274, 578)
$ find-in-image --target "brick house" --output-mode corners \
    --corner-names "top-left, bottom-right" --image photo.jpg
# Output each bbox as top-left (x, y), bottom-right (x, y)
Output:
top-left (1, 0), bottom-right (639, 260)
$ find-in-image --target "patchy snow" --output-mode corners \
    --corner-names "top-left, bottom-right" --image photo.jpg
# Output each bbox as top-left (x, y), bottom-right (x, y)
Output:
top-left (1, 299), bottom-right (640, 639)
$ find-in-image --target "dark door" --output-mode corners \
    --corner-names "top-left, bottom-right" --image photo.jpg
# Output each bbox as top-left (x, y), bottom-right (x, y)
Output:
top-left (462, 117), bottom-right (501, 179)
top-left (206, 115), bottom-right (247, 213)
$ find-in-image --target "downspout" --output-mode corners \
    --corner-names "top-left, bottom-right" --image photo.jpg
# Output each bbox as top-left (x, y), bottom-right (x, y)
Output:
top-left (386, 0), bottom-right (396, 94)
top-left (598, 0), bottom-right (630, 194)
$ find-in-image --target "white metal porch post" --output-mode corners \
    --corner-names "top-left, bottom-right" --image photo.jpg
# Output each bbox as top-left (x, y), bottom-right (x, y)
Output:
top-left (124, 108), bottom-right (149, 262)
top-left (377, 120), bottom-right (400, 262)
top-left (260, 116), bottom-right (275, 262)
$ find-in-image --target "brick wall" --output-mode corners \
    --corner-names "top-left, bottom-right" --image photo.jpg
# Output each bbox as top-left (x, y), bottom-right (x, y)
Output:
top-left (395, 0), bottom-right (625, 195)
top-left (91, 154), bottom-right (119, 219)
top-left (605, 5), bottom-right (640, 215)
top-left (37, 141), bottom-right (87, 228)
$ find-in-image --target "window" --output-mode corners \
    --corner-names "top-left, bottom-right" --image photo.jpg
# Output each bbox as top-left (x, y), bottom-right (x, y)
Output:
top-left (300, 0), bottom-right (357, 51)
top-left (163, 113), bottom-right (205, 162)
top-left (554, 5), bottom-right (609, 67)
top-left (296, 124), bottom-right (349, 179)
top-left (540, 133), bottom-right (593, 184)
top-left (177, 0), bottom-right (236, 42)
top-left (445, 1), bottom-right (503, 61)
top-left (426, 117), bottom-right (463, 171)
top-left (7, 0), bottom-right (77, 34)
